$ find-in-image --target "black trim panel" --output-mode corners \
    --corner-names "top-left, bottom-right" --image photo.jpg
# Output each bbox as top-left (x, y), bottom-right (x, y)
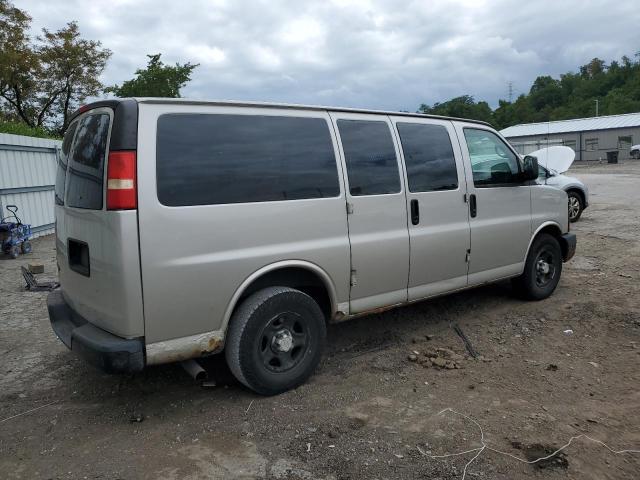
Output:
top-left (559, 233), bottom-right (577, 262)
top-left (68, 99), bottom-right (138, 151)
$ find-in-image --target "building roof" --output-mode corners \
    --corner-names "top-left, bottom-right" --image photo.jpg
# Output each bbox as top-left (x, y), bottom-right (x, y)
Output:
top-left (500, 112), bottom-right (640, 138)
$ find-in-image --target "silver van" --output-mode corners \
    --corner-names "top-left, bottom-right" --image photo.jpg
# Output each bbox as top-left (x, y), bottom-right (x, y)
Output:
top-left (48, 99), bottom-right (576, 395)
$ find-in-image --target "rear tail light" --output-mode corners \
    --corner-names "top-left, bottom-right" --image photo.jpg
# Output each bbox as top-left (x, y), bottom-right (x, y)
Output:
top-left (107, 150), bottom-right (137, 210)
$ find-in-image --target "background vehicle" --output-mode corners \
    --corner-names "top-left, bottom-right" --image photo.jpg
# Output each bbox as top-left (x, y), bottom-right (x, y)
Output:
top-left (528, 146), bottom-right (589, 222)
top-left (631, 144), bottom-right (640, 159)
top-left (538, 165), bottom-right (589, 222)
top-left (48, 99), bottom-right (575, 395)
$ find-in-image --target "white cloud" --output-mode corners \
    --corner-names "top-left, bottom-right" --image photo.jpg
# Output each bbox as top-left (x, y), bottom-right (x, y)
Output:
top-left (16, 0), bottom-right (639, 110)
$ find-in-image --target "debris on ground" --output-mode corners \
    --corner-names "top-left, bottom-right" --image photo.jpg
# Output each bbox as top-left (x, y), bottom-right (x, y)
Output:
top-left (129, 413), bottom-right (144, 423)
top-left (452, 323), bottom-right (479, 358)
top-left (27, 263), bottom-right (44, 274)
top-left (408, 347), bottom-right (465, 369)
top-left (512, 441), bottom-right (569, 470)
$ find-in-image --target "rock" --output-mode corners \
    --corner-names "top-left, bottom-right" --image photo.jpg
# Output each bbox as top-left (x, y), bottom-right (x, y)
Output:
top-left (407, 354), bottom-right (418, 362)
top-left (432, 357), bottom-right (447, 368)
top-left (425, 334), bottom-right (434, 341)
top-left (588, 361), bottom-right (599, 368)
top-left (545, 364), bottom-right (558, 371)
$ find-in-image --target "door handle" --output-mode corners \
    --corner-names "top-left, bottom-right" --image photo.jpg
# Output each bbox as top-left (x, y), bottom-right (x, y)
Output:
top-left (410, 199), bottom-right (420, 225)
top-left (469, 194), bottom-right (477, 218)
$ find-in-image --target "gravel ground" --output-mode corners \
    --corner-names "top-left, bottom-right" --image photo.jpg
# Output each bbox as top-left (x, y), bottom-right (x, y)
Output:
top-left (1, 162), bottom-right (639, 480)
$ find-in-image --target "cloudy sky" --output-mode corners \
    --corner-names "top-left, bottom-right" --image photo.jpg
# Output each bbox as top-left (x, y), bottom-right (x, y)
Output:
top-left (17, 0), bottom-right (639, 111)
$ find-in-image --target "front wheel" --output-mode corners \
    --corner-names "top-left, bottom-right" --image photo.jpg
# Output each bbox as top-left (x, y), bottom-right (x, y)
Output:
top-left (225, 286), bottom-right (326, 395)
top-left (9, 245), bottom-right (20, 259)
top-left (567, 191), bottom-right (583, 222)
top-left (512, 233), bottom-right (562, 301)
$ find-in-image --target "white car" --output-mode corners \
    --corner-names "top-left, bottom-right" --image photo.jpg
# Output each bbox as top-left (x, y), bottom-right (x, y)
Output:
top-left (529, 146), bottom-right (589, 222)
top-left (630, 144), bottom-right (640, 159)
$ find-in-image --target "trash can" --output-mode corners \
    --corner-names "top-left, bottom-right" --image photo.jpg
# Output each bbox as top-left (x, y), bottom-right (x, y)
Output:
top-left (607, 151), bottom-right (619, 164)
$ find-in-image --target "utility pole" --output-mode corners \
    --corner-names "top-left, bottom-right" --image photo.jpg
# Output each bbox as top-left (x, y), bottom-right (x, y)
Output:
top-left (594, 99), bottom-right (599, 117)
top-left (507, 81), bottom-right (513, 103)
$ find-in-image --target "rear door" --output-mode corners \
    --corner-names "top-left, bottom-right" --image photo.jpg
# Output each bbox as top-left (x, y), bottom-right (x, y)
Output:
top-left (390, 117), bottom-right (470, 300)
top-left (330, 112), bottom-right (410, 313)
top-left (55, 104), bottom-right (144, 339)
top-left (454, 124), bottom-right (532, 283)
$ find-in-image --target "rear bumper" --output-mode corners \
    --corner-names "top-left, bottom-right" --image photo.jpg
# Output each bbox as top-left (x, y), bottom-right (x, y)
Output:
top-left (48, 290), bottom-right (144, 373)
top-left (560, 233), bottom-right (577, 262)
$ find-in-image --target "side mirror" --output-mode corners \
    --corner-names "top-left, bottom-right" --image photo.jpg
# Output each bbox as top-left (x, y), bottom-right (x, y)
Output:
top-left (522, 155), bottom-right (539, 181)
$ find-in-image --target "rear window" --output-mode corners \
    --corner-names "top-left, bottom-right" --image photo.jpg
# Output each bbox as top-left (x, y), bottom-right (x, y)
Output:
top-left (54, 121), bottom-right (78, 206)
top-left (156, 114), bottom-right (340, 206)
top-left (66, 113), bottom-right (110, 209)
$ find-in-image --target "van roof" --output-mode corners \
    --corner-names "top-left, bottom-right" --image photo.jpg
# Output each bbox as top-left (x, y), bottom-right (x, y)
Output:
top-left (135, 97), bottom-right (492, 126)
top-left (74, 98), bottom-right (492, 128)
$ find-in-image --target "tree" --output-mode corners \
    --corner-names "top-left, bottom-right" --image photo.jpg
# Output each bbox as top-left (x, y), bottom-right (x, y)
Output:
top-left (417, 50), bottom-right (640, 130)
top-left (106, 54), bottom-right (198, 98)
top-left (0, 1), bottom-right (111, 133)
top-left (0, 0), bottom-right (39, 125)
top-left (39, 22), bottom-right (112, 132)
top-left (419, 95), bottom-right (493, 124)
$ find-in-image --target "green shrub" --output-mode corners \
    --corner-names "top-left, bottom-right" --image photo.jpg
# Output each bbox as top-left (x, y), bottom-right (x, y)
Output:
top-left (0, 121), bottom-right (61, 139)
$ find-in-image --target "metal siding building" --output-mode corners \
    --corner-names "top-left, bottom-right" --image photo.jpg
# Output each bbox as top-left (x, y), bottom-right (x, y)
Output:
top-left (500, 112), bottom-right (640, 161)
top-left (0, 132), bottom-right (61, 238)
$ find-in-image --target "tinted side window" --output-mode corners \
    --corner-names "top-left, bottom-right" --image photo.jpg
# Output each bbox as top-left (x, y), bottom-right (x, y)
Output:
top-left (66, 114), bottom-right (110, 209)
top-left (156, 114), bottom-right (340, 206)
top-left (54, 120), bottom-right (78, 206)
top-left (397, 123), bottom-right (458, 192)
top-left (337, 120), bottom-right (400, 196)
top-left (463, 128), bottom-right (520, 187)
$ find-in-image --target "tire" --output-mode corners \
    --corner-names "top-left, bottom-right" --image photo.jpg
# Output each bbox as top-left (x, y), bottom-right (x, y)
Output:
top-left (512, 233), bottom-right (563, 301)
top-left (567, 191), bottom-right (583, 223)
top-left (9, 245), bottom-right (20, 259)
top-left (225, 286), bottom-right (326, 395)
top-left (21, 240), bottom-right (32, 254)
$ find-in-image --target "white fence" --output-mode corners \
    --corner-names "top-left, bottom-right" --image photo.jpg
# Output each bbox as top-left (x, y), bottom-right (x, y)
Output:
top-left (0, 132), bottom-right (61, 238)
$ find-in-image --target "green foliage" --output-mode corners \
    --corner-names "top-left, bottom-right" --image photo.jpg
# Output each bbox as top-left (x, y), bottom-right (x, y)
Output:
top-left (0, 1), bottom-right (111, 134)
top-left (419, 52), bottom-right (640, 129)
top-left (419, 95), bottom-right (493, 124)
top-left (0, 120), bottom-right (59, 139)
top-left (106, 54), bottom-right (198, 98)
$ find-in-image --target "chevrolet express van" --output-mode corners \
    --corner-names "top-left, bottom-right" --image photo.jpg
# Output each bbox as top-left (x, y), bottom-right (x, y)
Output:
top-left (48, 98), bottom-right (576, 395)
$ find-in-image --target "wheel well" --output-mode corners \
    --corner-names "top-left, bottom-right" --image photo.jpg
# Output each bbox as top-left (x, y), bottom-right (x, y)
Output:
top-left (236, 267), bottom-right (333, 321)
top-left (535, 224), bottom-right (569, 259)
top-left (566, 188), bottom-right (584, 204)
top-left (537, 224), bottom-right (562, 241)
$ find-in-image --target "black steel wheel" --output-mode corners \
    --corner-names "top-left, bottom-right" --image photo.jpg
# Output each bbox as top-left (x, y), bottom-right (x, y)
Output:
top-left (225, 286), bottom-right (326, 395)
top-left (512, 233), bottom-right (562, 300)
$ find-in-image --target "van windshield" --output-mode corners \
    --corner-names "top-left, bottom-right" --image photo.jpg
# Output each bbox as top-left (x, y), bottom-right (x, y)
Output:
top-left (66, 113), bottom-right (110, 209)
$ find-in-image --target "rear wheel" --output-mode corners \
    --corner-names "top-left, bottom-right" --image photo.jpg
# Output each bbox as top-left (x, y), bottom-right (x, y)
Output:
top-left (225, 286), bottom-right (326, 395)
top-left (9, 245), bottom-right (20, 259)
top-left (567, 191), bottom-right (583, 222)
top-left (21, 240), bottom-right (32, 254)
top-left (512, 233), bottom-right (562, 300)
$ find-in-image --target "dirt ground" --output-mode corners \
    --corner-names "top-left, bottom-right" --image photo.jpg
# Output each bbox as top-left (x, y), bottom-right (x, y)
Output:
top-left (1, 162), bottom-right (639, 480)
